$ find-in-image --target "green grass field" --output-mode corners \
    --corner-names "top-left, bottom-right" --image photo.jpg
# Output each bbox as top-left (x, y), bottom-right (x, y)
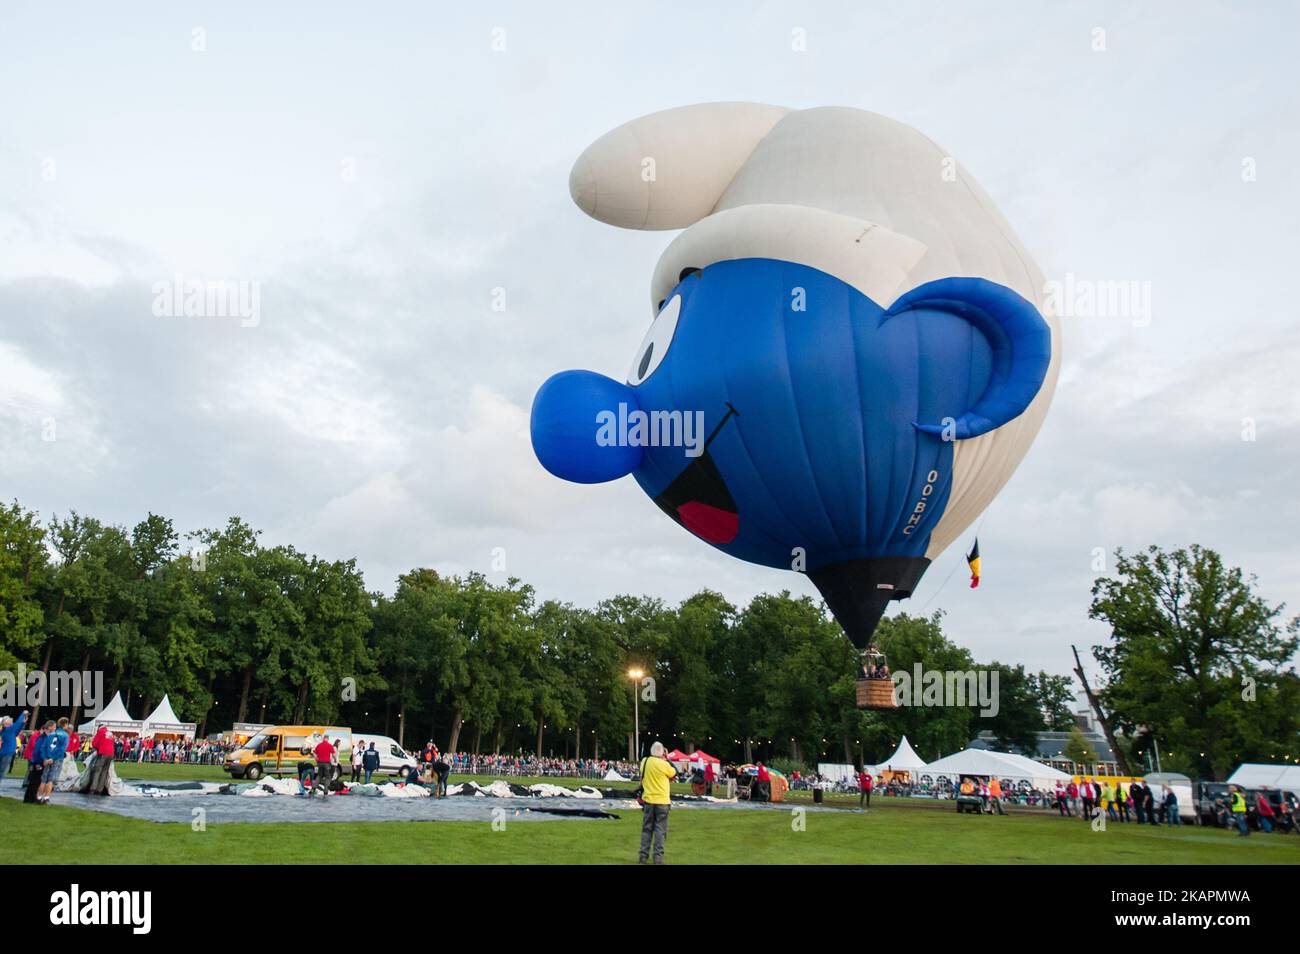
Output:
top-left (4, 760), bottom-right (1298, 864)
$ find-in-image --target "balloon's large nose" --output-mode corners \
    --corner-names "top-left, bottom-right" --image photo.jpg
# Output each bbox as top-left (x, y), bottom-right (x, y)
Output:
top-left (531, 370), bottom-right (643, 483)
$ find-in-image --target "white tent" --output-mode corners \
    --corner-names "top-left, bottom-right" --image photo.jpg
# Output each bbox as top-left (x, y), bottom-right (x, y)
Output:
top-left (1227, 763), bottom-right (1300, 791)
top-left (816, 763), bottom-right (857, 783)
top-left (878, 735), bottom-right (927, 773)
top-left (923, 748), bottom-right (1071, 788)
top-left (142, 694), bottom-right (196, 740)
top-left (77, 691), bottom-right (142, 736)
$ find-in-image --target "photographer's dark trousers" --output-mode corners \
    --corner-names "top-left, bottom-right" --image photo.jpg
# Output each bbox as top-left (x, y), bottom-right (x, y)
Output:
top-left (639, 803), bottom-right (670, 864)
top-left (23, 761), bottom-right (42, 803)
top-left (88, 754), bottom-right (115, 795)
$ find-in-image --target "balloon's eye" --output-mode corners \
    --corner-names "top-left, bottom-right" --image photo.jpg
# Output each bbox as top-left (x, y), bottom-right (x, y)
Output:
top-left (627, 295), bottom-right (681, 385)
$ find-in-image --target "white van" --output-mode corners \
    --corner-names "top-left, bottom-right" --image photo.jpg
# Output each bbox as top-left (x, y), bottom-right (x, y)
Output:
top-left (351, 735), bottom-right (419, 780)
top-left (1145, 772), bottom-right (1196, 820)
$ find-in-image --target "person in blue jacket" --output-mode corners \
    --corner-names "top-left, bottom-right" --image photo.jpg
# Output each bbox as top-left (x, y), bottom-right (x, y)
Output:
top-left (26, 722), bottom-right (53, 803)
top-left (0, 710), bottom-right (28, 785)
top-left (36, 719), bottom-right (69, 804)
top-left (361, 742), bottom-right (381, 785)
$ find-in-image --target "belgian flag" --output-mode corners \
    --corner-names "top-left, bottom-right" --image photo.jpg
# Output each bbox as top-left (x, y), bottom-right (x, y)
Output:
top-left (966, 539), bottom-right (981, 588)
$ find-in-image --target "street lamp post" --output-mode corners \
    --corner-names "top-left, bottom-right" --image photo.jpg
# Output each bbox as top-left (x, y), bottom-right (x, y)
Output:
top-left (628, 669), bottom-right (643, 762)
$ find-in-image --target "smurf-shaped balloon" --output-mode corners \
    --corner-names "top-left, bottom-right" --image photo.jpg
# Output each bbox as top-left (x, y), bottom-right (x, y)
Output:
top-left (532, 104), bottom-right (1058, 646)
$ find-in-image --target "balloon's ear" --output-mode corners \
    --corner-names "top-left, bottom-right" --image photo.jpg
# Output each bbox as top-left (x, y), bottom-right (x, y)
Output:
top-left (884, 277), bottom-right (1052, 440)
top-left (531, 370), bottom-right (643, 484)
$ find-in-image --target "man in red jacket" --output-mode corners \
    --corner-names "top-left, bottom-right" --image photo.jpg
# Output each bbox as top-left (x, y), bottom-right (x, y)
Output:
top-left (857, 769), bottom-right (873, 811)
top-left (87, 726), bottom-right (117, 795)
top-left (312, 736), bottom-right (337, 793)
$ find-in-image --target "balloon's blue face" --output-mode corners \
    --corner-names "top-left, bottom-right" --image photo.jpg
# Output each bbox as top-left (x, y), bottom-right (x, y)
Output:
top-left (532, 258), bottom-right (1051, 578)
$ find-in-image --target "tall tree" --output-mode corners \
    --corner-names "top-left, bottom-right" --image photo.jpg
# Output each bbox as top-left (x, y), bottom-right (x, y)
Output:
top-left (38, 513), bottom-right (134, 723)
top-left (0, 500), bottom-right (48, 672)
top-left (592, 594), bottom-right (672, 759)
top-left (866, 611), bottom-right (977, 764)
top-left (732, 592), bottom-right (852, 766)
top-left (1063, 724), bottom-right (1099, 769)
top-left (1027, 670), bottom-right (1076, 731)
top-left (565, 607), bottom-right (632, 760)
top-left (190, 520), bottom-right (301, 725)
top-left (1090, 544), bottom-right (1300, 779)
top-left (978, 662), bottom-right (1048, 755)
top-left (661, 590), bottom-right (733, 750)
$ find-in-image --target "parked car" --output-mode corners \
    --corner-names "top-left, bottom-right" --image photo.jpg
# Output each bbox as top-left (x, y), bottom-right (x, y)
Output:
top-left (351, 734), bottom-right (418, 779)
top-left (1193, 781), bottom-right (1232, 826)
top-left (955, 774), bottom-right (986, 814)
top-left (1144, 772), bottom-right (1195, 820)
top-left (1248, 787), bottom-right (1299, 833)
top-left (223, 725), bottom-right (352, 780)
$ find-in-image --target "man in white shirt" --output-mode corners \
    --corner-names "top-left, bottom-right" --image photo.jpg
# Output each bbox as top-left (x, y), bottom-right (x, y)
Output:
top-left (351, 741), bottom-right (364, 783)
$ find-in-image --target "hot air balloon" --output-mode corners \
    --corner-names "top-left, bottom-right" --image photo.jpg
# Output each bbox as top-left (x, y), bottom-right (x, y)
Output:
top-left (532, 103), bottom-right (1059, 650)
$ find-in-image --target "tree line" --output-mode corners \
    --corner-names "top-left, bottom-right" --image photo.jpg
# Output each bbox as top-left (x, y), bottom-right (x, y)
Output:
top-left (2, 500), bottom-right (1296, 776)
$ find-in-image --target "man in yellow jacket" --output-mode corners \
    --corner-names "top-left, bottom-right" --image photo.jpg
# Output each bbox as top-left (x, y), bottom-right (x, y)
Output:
top-left (638, 741), bottom-right (678, 865)
top-left (1229, 785), bottom-right (1249, 837)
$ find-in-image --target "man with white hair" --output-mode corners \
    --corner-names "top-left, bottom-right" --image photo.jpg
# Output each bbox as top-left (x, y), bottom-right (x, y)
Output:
top-left (638, 741), bottom-right (678, 865)
top-left (0, 710), bottom-right (28, 785)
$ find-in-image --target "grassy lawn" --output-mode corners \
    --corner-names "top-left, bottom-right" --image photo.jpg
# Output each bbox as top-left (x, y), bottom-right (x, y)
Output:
top-left (3, 762), bottom-right (1297, 864)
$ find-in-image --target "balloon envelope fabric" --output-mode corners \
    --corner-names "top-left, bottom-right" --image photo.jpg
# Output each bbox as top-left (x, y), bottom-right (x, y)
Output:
top-left (532, 104), bottom-right (1059, 647)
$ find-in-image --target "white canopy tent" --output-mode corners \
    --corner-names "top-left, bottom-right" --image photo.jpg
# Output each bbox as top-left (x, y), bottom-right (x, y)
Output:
top-left (1227, 763), bottom-right (1300, 791)
top-left (818, 738), bottom-right (930, 780)
top-left (77, 691), bottom-right (143, 736)
top-left (816, 763), bottom-right (857, 783)
top-left (923, 748), bottom-right (1071, 789)
top-left (142, 694), bottom-right (196, 740)
top-left (877, 735), bottom-right (928, 773)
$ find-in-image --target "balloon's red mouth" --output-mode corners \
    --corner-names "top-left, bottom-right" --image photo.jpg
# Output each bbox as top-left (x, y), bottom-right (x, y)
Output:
top-left (676, 500), bottom-right (739, 544)
top-left (652, 404), bottom-right (739, 545)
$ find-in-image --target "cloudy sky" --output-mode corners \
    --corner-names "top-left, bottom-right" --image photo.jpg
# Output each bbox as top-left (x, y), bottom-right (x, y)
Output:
top-left (2, 1), bottom-right (1297, 682)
